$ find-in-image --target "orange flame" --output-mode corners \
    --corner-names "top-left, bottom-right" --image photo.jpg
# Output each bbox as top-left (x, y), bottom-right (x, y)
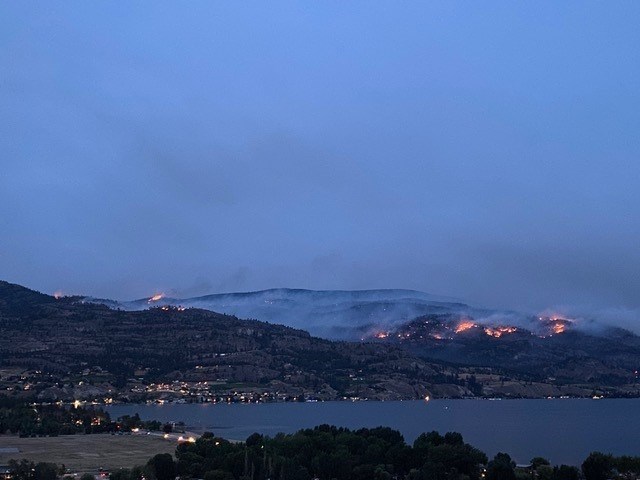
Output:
top-left (552, 322), bottom-right (566, 334)
top-left (455, 321), bottom-right (476, 333)
top-left (374, 332), bottom-right (389, 339)
top-left (148, 293), bottom-right (164, 303)
top-left (484, 326), bottom-right (517, 338)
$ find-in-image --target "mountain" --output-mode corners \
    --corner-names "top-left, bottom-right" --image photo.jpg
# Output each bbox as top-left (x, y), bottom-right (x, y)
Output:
top-left (367, 313), bottom-right (640, 387)
top-left (85, 288), bottom-right (474, 340)
top-left (0, 281), bottom-right (467, 402)
top-left (2, 280), bottom-right (640, 401)
top-left (96, 287), bottom-right (640, 387)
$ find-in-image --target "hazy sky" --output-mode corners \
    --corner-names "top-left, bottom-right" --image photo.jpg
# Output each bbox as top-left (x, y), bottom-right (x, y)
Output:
top-left (1, 2), bottom-right (639, 316)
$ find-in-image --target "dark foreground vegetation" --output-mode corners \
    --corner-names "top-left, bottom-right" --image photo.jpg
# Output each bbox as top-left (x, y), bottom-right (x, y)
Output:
top-left (6, 425), bottom-right (640, 480)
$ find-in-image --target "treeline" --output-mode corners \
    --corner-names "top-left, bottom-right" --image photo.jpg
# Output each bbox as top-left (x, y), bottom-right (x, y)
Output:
top-left (0, 396), bottom-right (167, 436)
top-left (113, 427), bottom-right (488, 480)
top-left (0, 396), bottom-right (110, 436)
top-left (103, 427), bottom-right (640, 480)
top-left (6, 424), bottom-right (640, 480)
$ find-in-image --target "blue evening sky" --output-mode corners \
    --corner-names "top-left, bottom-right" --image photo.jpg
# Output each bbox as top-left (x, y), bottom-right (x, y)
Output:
top-left (1, 2), bottom-right (639, 318)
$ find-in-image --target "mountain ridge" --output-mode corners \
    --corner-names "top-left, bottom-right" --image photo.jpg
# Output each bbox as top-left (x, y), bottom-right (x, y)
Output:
top-left (1, 280), bottom-right (639, 402)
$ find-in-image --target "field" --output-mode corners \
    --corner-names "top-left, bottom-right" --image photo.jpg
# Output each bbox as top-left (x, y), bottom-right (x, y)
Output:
top-left (0, 433), bottom-right (175, 473)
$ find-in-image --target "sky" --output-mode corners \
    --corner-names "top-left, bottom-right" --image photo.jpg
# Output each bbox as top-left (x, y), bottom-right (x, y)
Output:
top-left (1, 2), bottom-right (639, 318)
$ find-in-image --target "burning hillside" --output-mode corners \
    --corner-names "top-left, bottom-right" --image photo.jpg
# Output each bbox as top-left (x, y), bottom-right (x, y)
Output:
top-left (366, 312), bottom-right (580, 345)
top-left (536, 315), bottom-right (574, 337)
top-left (367, 314), bottom-right (526, 343)
top-left (148, 293), bottom-right (165, 303)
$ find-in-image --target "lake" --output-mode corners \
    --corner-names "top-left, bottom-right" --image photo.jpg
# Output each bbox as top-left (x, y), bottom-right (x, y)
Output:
top-left (106, 399), bottom-right (640, 465)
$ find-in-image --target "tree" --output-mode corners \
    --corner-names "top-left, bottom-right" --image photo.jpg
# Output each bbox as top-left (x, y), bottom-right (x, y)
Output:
top-left (537, 465), bottom-right (554, 480)
top-left (204, 470), bottom-right (235, 480)
top-left (553, 465), bottom-right (580, 480)
top-left (246, 432), bottom-right (263, 447)
top-left (147, 453), bottom-right (176, 480)
top-left (530, 457), bottom-right (550, 469)
top-left (109, 469), bottom-right (133, 480)
top-left (487, 453), bottom-right (516, 480)
top-left (34, 463), bottom-right (58, 480)
top-left (8, 459), bottom-right (35, 480)
top-left (582, 452), bottom-right (613, 480)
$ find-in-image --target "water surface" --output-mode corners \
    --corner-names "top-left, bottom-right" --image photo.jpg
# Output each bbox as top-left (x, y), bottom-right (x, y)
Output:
top-left (107, 399), bottom-right (640, 465)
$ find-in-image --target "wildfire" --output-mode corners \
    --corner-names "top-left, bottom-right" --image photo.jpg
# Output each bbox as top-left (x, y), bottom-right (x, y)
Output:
top-left (484, 326), bottom-right (517, 338)
top-left (455, 321), bottom-right (477, 334)
top-left (148, 293), bottom-right (165, 303)
top-left (374, 332), bottom-right (389, 339)
top-left (53, 291), bottom-right (64, 299)
top-left (537, 313), bottom-right (573, 336)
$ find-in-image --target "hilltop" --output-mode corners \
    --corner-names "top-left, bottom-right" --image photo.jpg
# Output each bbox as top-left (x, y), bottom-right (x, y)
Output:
top-left (1, 281), bottom-right (639, 402)
top-left (0, 281), bottom-right (465, 402)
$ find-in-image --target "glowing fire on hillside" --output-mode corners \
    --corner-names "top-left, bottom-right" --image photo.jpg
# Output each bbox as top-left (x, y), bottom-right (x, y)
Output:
top-left (53, 291), bottom-right (64, 299)
top-left (537, 314), bottom-right (573, 336)
top-left (148, 293), bottom-right (165, 303)
top-left (484, 326), bottom-right (517, 338)
top-left (374, 332), bottom-right (389, 339)
top-left (455, 321), bottom-right (477, 334)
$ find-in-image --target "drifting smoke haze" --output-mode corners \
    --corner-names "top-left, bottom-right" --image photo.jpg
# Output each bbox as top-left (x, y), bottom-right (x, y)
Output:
top-left (82, 287), bottom-right (640, 340)
top-left (1, 3), bottom-right (639, 335)
top-left (102, 288), bottom-right (466, 340)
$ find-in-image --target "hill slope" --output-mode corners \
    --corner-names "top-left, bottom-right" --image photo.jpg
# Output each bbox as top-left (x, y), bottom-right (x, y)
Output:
top-left (0, 281), bottom-right (464, 401)
top-left (2, 281), bottom-right (640, 401)
top-left (88, 288), bottom-right (471, 340)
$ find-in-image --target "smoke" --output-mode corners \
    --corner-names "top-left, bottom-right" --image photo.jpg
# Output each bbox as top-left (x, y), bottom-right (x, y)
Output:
top-left (83, 285), bottom-right (640, 340)
top-left (537, 305), bottom-right (640, 335)
top-left (103, 288), bottom-right (465, 340)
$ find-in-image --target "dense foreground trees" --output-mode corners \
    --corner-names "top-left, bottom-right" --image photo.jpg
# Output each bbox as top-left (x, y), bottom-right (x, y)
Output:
top-left (166, 429), bottom-right (640, 480)
top-left (7, 460), bottom-right (62, 480)
top-left (7, 425), bottom-right (640, 480)
top-left (97, 428), bottom-right (489, 480)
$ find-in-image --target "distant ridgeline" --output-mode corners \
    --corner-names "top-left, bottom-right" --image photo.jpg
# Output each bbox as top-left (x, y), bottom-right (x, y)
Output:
top-left (1, 280), bottom-right (640, 402)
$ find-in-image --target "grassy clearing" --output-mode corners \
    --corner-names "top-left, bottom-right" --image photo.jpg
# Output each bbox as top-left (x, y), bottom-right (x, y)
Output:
top-left (0, 433), bottom-right (174, 473)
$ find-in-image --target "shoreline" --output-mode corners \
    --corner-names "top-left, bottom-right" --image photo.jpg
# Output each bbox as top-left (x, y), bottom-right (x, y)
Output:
top-left (31, 393), bottom-right (639, 409)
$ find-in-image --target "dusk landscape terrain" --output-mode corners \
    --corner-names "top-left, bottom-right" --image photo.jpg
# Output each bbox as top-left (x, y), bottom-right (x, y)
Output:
top-left (2, 1), bottom-right (640, 479)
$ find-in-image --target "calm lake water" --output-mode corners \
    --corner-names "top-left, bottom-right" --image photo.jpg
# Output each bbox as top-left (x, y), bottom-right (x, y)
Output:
top-left (106, 399), bottom-right (640, 465)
